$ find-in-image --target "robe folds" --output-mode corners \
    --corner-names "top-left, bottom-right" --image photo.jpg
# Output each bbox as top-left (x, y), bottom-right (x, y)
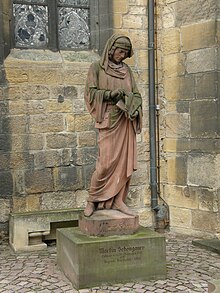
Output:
top-left (84, 34), bottom-right (142, 207)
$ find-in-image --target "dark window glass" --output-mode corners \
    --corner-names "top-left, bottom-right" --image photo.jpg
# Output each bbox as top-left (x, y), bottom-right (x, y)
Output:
top-left (12, 0), bottom-right (113, 53)
top-left (13, 0), bottom-right (90, 50)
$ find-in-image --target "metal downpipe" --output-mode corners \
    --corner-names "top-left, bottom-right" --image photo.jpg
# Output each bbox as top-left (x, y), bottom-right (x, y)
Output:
top-left (148, 0), bottom-right (158, 211)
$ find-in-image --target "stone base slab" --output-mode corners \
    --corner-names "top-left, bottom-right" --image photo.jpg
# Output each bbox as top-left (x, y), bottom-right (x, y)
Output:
top-left (57, 226), bottom-right (167, 290)
top-left (79, 209), bottom-right (139, 236)
top-left (9, 208), bottom-right (83, 253)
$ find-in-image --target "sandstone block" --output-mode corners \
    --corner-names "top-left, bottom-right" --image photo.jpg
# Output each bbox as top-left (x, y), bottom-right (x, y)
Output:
top-left (75, 189), bottom-right (89, 208)
top-left (47, 99), bottom-right (72, 113)
top-left (187, 154), bottom-right (217, 188)
top-left (28, 68), bottom-right (62, 85)
top-left (167, 156), bottom-right (187, 185)
top-left (113, 14), bottom-right (122, 29)
top-left (26, 195), bottom-right (40, 211)
top-left (181, 21), bottom-right (216, 51)
top-left (27, 100), bottom-right (47, 115)
top-left (165, 113), bottom-right (190, 138)
top-left (113, 0), bottom-right (128, 14)
top-left (74, 114), bottom-right (93, 131)
top-left (46, 133), bottom-right (77, 149)
top-left (169, 206), bottom-right (192, 228)
top-left (83, 164), bottom-right (96, 189)
top-left (163, 138), bottom-right (190, 153)
top-left (25, 169), bottom-right (54, 194)
top-left (41, 191), bottom-right (77, 210)
top-left (6, 68), bottom-right (28, 83)
top-left (54, 166), bottom-right (84, 191)
top-left (21, 84), bottom-right (50, 100)
top-left (75, 147), bottom-right (97, 166)
top-left (66, 114), bottom-right (75, 131)
top-left (123, 14), bottom-right (143, 29)
top-left (29, 114), bottom-right (65, 133)
top-left (163, 185), bottom-right (199, 209)
top-left (63, 69), bottom-right (87, 85)
top-left (191, 100), bottom-right (218, 138)
top-left (0, 171), bottom-right (13, 196)
top-left (2, 115), bottom-right (27, 134)
top-left (77, 131), bottom-right (97, 147)
top-left (8, 100), bottom-right (26, 115)
top-left (163, 53), bottom-right (185, 77)
top-left (9, 152), bottom-right (34, 170)
top-left (162, 28), bottom-right (180, 55)
top-left (186, 48), bottom-right (216, 74)
top-left (192, 210), bottom-right (218, 232)
top-left (0, 199), bottom-right (10, 222)
top-left (34, 150), bottom-right (61, 168)
top-left (196, 72), bottom-right (217, 99)
top-left (137, 50), bottom-right (148, 69)
top-left (164, 75), bottom-right (195, 101)
top-left (130, 162), bottom-right (148, 186)
top-left (198, 188), bottom-right (218, 212)
top-left (175, 0), bottom-right (216, 26)
top-left (79, 210), bottom-right (139, 236)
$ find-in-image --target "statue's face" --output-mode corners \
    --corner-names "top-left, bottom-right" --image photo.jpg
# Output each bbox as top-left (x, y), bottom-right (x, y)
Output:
top-left (111, 48), bottom-right (129, 64)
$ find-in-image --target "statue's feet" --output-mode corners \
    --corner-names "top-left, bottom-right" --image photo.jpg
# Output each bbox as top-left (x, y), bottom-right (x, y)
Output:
top-left (112, 201), bottom-right (135, 216)
top-left (84, 202), bottom-right (95, 217)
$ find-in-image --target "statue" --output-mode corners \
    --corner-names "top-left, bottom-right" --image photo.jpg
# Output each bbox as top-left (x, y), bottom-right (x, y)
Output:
top-left (84, 34), bottom-right (142, 217)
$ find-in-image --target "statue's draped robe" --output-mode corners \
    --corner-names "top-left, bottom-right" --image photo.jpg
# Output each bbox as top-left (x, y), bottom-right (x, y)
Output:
top-left (84, 34), bottom-right (142, 208)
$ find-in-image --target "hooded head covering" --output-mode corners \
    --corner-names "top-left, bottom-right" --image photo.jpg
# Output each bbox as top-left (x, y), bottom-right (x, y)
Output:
top-left (100, 34), bottom-right (134, 72)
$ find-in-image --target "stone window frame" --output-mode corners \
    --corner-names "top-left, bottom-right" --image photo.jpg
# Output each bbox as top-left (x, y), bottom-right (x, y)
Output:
top-left (9, 0), bottom-right (113, 53)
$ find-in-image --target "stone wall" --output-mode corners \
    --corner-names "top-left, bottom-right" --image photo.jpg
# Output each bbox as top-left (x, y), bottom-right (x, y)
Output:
top-left (0, 0), bottom-right (219, 240)
top-left (158, 0), bottom-right (220, 237)
top-left (0, 0), bottom-right (153, 240)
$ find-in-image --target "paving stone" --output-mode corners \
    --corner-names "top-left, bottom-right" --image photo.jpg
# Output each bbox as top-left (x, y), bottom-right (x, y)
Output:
top-left (0, 233), bottom-right (220, 292)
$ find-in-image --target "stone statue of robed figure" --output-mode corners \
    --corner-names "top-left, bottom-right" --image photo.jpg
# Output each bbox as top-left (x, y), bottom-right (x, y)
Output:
top-left (84, 34), bottom-right (142, 217)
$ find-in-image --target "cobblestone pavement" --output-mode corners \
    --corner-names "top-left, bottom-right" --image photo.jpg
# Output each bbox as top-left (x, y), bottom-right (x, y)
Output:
top-left (0, 233), bottom-right (219, 293)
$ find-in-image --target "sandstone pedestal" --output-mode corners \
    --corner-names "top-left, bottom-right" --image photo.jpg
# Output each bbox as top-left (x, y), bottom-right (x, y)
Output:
top-left (57, 226), bottom-right (167, 289)
top-left (79, 209), bottom-right (139, 236)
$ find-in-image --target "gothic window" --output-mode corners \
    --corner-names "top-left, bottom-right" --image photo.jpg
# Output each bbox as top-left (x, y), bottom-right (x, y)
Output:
top-left (12, 0), bottom-right (112, 52)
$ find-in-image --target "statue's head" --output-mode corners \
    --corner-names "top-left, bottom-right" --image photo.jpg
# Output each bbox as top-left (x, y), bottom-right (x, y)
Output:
top-left (108, 36), bottom-right (133, 63)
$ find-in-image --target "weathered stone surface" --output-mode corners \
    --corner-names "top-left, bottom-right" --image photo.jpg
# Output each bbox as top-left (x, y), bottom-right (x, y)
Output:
top-left (181, 21), bottom-right (216, 51)
top-left (169, 206), bottom-right (192, 228)
top-left (164, 75), bottom-right (195, 101)
top-left (163, 138), bottom-right (190, 153)
top-left (166, 113), bottom-right (190, 138)
top-left (34, 150), bottom-right (61, 168)
top-left (192, 210), bottom-right (218, 232)
top-left (186, 48), bottom-right (216, 74)
top-left (79, 210), bottom-right (139, 236)
top-left (163, 185), bottom-right (199, 210)
top-left (163, 53), bottom-right (185, 77)
top-left (2, 115), bottom-right (27, 133)
top-left (41, 192), bottom-right (76, 210)
top-left (187, 154), bottom-right (217, 188)
top-left (77, 131), bottom-right (97, 147)
top-left (46, 133), bottom-right (77, 149)
top-left (57, 226), bottom-right (166, 289)
top-left (162, 28), bottom-right (180, 55)
top-left (29, 114), bottom-right (65, 133)
top-left (47, 99), bottom-right (73, 113)
top-left (196, 72), bottom-right (217, 99)
top-left (191, 100), bottom-right (218, 138)
top-left (175, 0), bottom-right (217, 26)
top-left (167, 156), bottom-right (187, 185)
top-left (54, 166), bottom-right (84, 191)
top-left (0, 199), bottom-right (10, 222)
top-left (25, 169), bottom-right (54, 194)
top-left (74, 114), bottom-right (93, 131)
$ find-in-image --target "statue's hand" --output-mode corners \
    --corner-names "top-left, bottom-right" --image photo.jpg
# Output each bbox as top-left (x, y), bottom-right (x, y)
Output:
top-left (110, 89), bottom-right (125, 103)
